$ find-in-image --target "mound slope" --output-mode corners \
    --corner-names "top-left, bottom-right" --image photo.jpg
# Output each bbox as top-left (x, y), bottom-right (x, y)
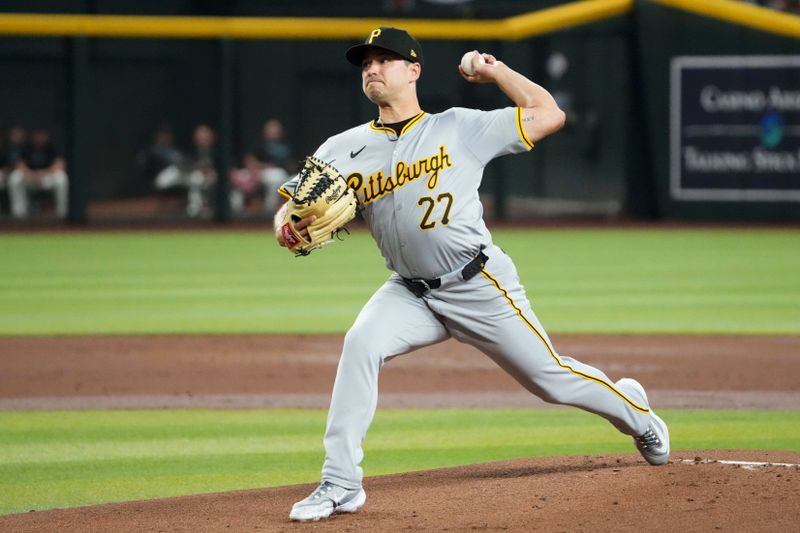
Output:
top-left (3, 451), bottom-right (798, 533)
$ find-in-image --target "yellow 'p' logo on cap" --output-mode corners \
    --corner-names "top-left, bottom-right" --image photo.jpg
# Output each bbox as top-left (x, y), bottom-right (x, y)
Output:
top-left (410, 49), bottom-right (417, 58)
top-left (368, 29), bottom-right (381, 44)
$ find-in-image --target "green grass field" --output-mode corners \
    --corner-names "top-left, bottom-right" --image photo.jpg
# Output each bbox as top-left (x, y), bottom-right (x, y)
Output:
top-left (1, 228), bottom-right (798, 516)
top-left (1, 408), bottom-right (799, 515)
top-left (1, 228), bottom-right (798, 335)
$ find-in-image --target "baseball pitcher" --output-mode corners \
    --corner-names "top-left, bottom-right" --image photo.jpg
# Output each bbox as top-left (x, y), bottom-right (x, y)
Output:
top-left (274, 27), bottom-right (670, 522)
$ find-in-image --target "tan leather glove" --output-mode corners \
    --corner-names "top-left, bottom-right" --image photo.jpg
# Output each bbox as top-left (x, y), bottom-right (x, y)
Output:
top-left (278, 156), bottom-right (359, 256)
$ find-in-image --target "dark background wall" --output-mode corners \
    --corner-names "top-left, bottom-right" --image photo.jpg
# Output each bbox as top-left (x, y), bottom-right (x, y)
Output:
top-left (0, 0), bottom-right (570, 18)
top-left (634, 1), bottom-right (800, 220)
top-left (1, 0), bottom-right (798, 221)
top-left (0, 0), bottom-right (629, 217)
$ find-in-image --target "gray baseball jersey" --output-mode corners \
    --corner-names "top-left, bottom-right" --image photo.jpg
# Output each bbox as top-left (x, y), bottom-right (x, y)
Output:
top-left (280, 107), bottom-right (659, 490)
top-left (280, 107), bottom-right (531, 280)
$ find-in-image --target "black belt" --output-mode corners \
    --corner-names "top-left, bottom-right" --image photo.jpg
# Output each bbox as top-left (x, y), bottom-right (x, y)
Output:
top-left (402, 250), bottom-right (489, 297)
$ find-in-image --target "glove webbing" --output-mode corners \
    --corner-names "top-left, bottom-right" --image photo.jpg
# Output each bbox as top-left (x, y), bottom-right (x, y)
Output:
top-left (295, 175), bottom-right (334, 204)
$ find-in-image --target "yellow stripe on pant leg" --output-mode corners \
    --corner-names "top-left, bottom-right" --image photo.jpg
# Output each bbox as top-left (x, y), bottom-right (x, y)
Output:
top-left (480, 270), bottom-right (650, 414)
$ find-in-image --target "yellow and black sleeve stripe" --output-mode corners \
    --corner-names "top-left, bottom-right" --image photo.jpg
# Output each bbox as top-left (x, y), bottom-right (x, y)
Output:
top-left (278, 186), bottom-right (292, 200)
top-left (515, 107), bottom-right (535, 150)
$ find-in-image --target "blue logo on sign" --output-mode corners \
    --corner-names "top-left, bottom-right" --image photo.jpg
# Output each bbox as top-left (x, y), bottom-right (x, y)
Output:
top-left (760, 111), bottom-right (783, 148)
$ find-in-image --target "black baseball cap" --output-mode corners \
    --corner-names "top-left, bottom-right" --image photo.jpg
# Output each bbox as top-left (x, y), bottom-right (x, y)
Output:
top-left (346, 27), bottom-right (424, 67)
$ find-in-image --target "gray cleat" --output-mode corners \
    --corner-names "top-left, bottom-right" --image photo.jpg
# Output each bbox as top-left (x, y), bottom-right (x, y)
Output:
top-left (289, 481), bottom-right (367, 521)
top-left (616, 378), bottom-right (670, 465)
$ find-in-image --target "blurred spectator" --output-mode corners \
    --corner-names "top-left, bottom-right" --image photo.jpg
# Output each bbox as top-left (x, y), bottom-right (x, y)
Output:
top-left (155, 124), bottom-right (217, 217)
top-left (743, 0), bottom-right (800, 13)
top-left (384, 0), bottom-right (415, 14)
top-left (0, 126), bottom-right (27, 183)
top-left (0, 127), bottom-right (27, 214)
top-left (8, 127), bottom-right (68, 219)
top-left (770, 0), bottom-right (800, 13)
top-left (136, 124), bottom-right (182, 188)
top-left (229, 118), bottom-right (292, 216)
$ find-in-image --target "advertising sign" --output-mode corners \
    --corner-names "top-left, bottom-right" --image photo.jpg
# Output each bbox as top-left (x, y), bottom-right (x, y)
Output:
top-left (670, 56), bottom-right (800, 201)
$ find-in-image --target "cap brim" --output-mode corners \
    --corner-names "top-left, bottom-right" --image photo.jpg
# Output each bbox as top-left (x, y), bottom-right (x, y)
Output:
top-left (345, 43), bottom-right (417, 66)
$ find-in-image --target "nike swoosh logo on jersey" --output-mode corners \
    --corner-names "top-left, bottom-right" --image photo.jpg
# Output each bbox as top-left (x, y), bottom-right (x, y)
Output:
top-left (350, 145), bottom-right (366, 158)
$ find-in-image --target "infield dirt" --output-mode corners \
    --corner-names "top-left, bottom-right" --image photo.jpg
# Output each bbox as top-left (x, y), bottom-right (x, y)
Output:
top-left (1, 333), bottom-right (799, 531)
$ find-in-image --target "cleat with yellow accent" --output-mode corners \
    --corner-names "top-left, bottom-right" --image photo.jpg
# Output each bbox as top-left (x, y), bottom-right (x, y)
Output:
top-left (616, 378), bottom-right (670, 465)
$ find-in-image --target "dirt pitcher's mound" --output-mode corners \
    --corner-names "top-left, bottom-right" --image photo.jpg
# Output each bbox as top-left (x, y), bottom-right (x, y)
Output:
top-left (3, 451), bottom-right (798, 533)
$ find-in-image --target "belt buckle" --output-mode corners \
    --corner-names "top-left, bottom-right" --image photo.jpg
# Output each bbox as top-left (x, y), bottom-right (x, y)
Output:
top-left (414, 279), bottom-right (431, 293)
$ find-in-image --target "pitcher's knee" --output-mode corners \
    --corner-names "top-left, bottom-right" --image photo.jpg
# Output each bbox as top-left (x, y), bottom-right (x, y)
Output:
top-left (541, 388), bottom-right (572, 405)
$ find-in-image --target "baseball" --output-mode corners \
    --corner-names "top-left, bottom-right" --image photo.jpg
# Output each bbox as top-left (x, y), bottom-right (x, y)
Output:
top-left (460, 50), bottom-right (485, 76)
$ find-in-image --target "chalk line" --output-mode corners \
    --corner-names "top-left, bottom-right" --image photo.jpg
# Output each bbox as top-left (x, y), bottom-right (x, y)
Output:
top-left (679, 459), bottom-right (799, 470)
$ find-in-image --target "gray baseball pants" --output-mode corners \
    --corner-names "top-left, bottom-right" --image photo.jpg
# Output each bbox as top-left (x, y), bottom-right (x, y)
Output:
top-left (321, 244), bottom-right (652, 489)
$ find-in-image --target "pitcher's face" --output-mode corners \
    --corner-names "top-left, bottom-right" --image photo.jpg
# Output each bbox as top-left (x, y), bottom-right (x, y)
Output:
top-left (361, 50), bottom-right (419, 105)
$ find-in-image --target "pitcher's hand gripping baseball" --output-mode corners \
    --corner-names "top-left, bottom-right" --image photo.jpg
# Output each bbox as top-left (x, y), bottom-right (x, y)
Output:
top-left (279, 156), bottom-right (359, 256)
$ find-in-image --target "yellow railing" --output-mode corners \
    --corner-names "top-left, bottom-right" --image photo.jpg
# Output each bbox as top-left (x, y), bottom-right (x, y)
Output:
top-left (0, 0), bottom-right (796, 41)
top-left (654, 0), bottom-right (800, 39)
top-left (0, 0), bottom-right (631, 40)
